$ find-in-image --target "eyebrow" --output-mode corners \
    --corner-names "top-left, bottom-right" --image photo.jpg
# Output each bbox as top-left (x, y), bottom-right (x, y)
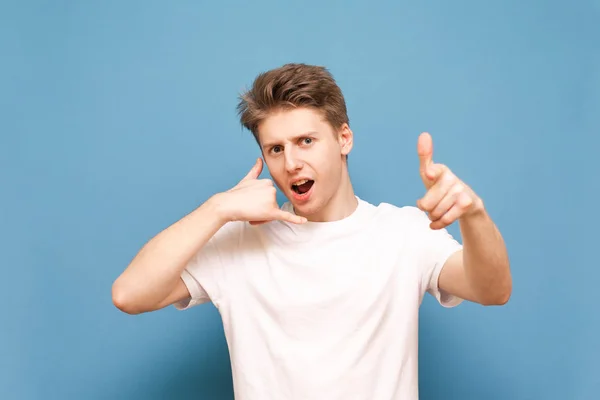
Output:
top-left (261, 131), bottom-right (319, 149)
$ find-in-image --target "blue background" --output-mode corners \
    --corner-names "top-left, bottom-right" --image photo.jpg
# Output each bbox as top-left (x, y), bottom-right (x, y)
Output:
top-left (2, 1), bottom-right (598, 399)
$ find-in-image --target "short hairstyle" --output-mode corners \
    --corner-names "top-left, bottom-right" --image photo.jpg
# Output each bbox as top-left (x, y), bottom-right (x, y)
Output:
top-left (236, 63), bottom-right (349, 143)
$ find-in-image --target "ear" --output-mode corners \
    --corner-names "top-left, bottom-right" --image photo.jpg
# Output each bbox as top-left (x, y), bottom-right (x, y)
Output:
top-left (338, 123), bottom-right (354, 156)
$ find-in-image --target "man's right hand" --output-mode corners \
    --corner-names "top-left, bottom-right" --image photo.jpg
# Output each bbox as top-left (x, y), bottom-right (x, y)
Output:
top-left (112, 158), bottom-right (306, 315)
top-left (214, 158), bottom-right (307, 225)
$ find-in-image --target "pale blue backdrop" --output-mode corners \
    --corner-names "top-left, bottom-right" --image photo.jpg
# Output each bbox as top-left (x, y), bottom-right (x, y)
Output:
top-left (2, 1), bottom-right (598, 399)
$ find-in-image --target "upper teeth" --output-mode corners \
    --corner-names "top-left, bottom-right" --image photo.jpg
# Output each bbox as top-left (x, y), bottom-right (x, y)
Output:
top-left (293, 179), bottom-right (309, 186)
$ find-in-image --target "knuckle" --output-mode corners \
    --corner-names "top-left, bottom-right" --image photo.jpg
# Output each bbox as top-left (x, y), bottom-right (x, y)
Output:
top-left (439, 164), bottom-right (451, 175)
top-left (460, 194), bottom-right (473, 208)
top-left (441, 214), bottom-right (453, 225)
top-left (420, 195), bottom-right (434, 210)
top-left (441, 210), bottom-right (455, 222)
top-left (442, 173), bottom-right (456, 186)
top-left (452, 182), bottom-right (465, 194)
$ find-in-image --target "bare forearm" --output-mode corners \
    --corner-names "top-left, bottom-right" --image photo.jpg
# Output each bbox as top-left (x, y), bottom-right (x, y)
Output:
top-left (459, 206), bottom-right (512, 305)
top-left (112, 195), bottom-right (227, 312)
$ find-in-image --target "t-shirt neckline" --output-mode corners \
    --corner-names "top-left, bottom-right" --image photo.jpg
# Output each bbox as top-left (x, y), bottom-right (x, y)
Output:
top-left (279, 196), bottom-right (371, 239)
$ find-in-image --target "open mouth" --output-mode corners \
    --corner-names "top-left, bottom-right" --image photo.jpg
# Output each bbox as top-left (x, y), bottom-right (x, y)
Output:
top-left (291, 179), bottom-right (314, 196)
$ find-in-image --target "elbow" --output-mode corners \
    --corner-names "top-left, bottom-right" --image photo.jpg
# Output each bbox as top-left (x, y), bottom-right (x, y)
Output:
top-left (479, 264), bottom-right (512, 306)
top-left (482, 292), bottom-right (511, 306)
top-left (499, 285), bottom-right (512, 305)
top-left (481, 283), bottom-right (512, 306)
top-left (112, 282), bottom-right (143, 315)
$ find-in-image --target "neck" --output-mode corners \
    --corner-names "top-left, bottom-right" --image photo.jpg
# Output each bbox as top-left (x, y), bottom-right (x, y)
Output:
top-left (306, 168), bottom-right (358, 222)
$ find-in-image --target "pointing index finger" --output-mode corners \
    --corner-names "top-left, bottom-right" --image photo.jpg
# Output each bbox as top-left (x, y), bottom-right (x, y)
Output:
top-left (417, 132), bottom-right (433, 174)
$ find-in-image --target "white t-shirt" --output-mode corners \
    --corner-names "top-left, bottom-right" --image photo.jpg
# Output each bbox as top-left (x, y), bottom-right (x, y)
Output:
top-left (176, 197), bottom-right (463, 400)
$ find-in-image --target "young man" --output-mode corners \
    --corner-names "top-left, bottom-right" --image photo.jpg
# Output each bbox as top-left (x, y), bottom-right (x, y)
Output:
top-left (112, 63), bottom-right (511, 400)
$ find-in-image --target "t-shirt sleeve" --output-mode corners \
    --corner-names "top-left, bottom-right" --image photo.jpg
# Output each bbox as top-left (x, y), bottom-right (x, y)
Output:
top-left (173, 221), bottom-right (242, 311)
top-left (412, 208), bottom-right (464, 308)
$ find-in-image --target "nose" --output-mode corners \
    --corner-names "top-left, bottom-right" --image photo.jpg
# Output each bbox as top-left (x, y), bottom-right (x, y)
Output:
top-left (284, 147), bottom-right (303, 173)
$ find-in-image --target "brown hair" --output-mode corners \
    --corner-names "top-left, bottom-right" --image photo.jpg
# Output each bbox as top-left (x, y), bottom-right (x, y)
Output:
top-left (236, 63), bottom-right (349, 143)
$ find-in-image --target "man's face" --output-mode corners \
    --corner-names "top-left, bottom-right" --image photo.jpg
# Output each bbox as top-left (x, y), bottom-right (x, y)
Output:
top-left (257, 107), bottom-right (353, 220)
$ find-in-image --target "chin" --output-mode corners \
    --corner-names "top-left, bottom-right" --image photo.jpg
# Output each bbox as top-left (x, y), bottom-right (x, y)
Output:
top-left (291, 197), bottom-right (328, 221)
top-left (292, 201), bottom-right (316, 215)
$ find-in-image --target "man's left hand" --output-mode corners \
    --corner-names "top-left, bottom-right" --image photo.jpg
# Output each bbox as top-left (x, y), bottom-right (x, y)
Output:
top-left (416, 132), bottom-right (484, 230)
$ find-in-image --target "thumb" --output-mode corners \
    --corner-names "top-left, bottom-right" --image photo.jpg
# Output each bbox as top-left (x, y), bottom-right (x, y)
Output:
top-left (417, 132), bottom-right (434, 182)
top-left (240, 158), bottom-right (263, 182)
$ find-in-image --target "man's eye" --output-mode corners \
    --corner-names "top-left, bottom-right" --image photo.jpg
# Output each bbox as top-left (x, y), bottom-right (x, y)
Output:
top-left (272, 146), bottom-right (282, 153)
top-left (302, 138), bottom-right (312, 145)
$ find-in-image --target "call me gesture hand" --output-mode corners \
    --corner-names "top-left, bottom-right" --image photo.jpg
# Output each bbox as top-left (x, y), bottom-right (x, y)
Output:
top-left (416, 132), bottom-right (484, 230)
top-left (219, 158), bottom-right (307, 226)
